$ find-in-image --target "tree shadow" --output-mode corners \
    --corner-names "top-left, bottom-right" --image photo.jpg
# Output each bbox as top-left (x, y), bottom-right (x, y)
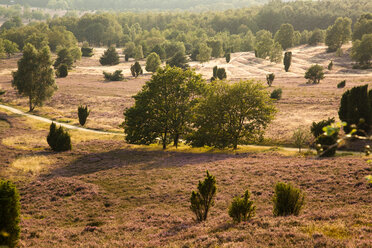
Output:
top-left (49, 147), bottom-right (239, 178)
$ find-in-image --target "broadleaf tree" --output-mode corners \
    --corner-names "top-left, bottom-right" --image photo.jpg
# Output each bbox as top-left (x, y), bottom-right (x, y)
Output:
top-left (12, 44), bottom-right (57, 111)
top-left (123, 66), bottom-right (205, 149)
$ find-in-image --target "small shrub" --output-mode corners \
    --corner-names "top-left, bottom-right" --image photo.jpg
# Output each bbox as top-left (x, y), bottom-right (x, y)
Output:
top-left (213, 66), bottom-right (218, 78)
top-left (337, 80), bottom-right (346, 88)
top-left (57, 64), bottom-right (68, 78)
top-left (131, 62), bottom-right (143, 78)
top-left (270, 88), bottom-right (282, 100)
top-left (47, 122), bottom-right (72, 152)
top-left (225, 53), bottom-right (231, 63)
top-left (273, 182), bottom-right (305, 216)
top-left (81, 47), bottom-right (94, 57)
top-left (99, 46), bottom-right (120, 66)
top-left (228, 190), bottom-right (255, 223)
top-left (0, 180), bottom-right (20, 248)
top-left (305, 64), bottom-right (324, 84)
top-left (103, 70), bottom-right (124, 81)
top-left (78, 105), bottom-right (90, 126)
top-left (190, 171), bottom-right (217, 222)
top-left (328, 60), bottom-right (333, 70)
top-left (216, 68), bottom-right (226, 80)
top-left (266, 73), bottom-right (275, 87)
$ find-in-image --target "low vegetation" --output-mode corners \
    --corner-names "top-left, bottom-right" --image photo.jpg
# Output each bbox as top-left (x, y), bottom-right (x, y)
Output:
top-left (228, 190), bottom-right (255, 223)
top-left (273, 182), bottom-right (305, 216)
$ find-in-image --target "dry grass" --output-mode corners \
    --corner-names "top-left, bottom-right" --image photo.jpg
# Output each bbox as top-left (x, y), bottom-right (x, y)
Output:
top-left (12, 155), bottom-right (53, 174)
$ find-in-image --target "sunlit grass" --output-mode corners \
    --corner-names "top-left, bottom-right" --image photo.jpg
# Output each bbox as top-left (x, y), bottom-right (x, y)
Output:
top-left (12, 155), bottom-right (53, 173)
top-left (2, 134), bottom-right (48, 151)
top-left (302, 222), bottom-right (351, 239)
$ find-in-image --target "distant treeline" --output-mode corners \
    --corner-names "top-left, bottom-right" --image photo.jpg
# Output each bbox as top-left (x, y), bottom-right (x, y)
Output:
top-left (1, 0), bottom-right (268, 11)
top-left (0, 0), bottom-right (372, 65)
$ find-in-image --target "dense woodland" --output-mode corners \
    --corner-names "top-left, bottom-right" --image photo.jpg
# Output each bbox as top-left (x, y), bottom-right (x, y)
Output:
top-left (0, 0), bottom-right (371, 67)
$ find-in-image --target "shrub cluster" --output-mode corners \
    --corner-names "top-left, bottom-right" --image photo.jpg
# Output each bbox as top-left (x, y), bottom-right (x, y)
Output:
top-left (0, 180), bottom-right (20, 248)
top-left (211, 66), bottom-right (227, 81)
top-left (103, 70), bottom-right (124, 81)
top-left (131, 62), bottom-right (143, 77)
top-left (191, 172), bottom-right (305, 223)
top-left (47, 122), bottom-right (72, 152)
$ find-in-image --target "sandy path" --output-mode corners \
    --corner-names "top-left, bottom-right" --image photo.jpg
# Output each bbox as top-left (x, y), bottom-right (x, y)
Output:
top-left (0, 104), bottom-right (124, 135)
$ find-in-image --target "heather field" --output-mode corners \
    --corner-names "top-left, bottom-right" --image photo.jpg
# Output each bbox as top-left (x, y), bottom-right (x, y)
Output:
top-left (1, 43), bottom-right (372, 247)
top-left (0, 110), bottom-right (371, 247)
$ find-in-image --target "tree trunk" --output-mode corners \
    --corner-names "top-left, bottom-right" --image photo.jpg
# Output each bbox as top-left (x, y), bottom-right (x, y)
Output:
top-left (29, 96), bottom-right (34, 112)
top-left (173, 133), bottom-right (179, 148)
top-left (162, 129), bottom-right (167, 150)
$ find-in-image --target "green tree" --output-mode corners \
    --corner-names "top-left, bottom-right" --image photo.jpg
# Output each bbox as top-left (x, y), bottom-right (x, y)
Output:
top-left (151, 44), bottom-right (166, 61)
top-left (124, 41), bottom-right (136, 59)
top-left (167, 51), bottom-right (188, 69)
top-left (308, 28), bottom-right (324, 46)
top-left (99, 46), bottom-right (120, 65)
top-left (207, 39), bottom-right (223, 58)
top-left (325, 17), bottom-right (352, 52)
top-left (274, 23), bottom-right (295, 50)
top-left (12, 44), bottom-right (57, 111)
top-left (255, 30), bottom-right (274, 59)
top-left (353, 14), bottom-right (372, 41)
top-left (54, 48), bottom-right (74, 69)
top-left (123, 66), bottom-right (205, 149)
top-left (188, 80), bottom-right (276, 149)
top-left (351, 34), bottom-right (372, 67)
top-left (0, 180), bottom-right (20, 248)
top-left (134, 45), bottom-right (144, 61)
top-left (145, 52), bottom-right (161, 72)
top-left (305, 64), bottom-right (324, 84)
top-left (190, 171), bottom-right (217, 222)
top-left (2, 39), bottom-right (19, 58)
top-left (269, 42), bottom-right (283, 63)
top-left (47, 122), bottom-right (72, 152)
top-left (196, 43), bottom-right (212, 64)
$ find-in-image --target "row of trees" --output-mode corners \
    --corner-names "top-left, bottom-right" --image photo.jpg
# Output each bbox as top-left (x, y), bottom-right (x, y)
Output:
top-left (123, 66), bottom-right (276, 150)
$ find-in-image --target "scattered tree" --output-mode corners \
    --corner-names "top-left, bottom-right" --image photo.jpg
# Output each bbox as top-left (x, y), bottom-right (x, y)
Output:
top-left (130, 62), bottom-right (143, 77)
top-left (12, 44), bottom-right (57, 111)
top-left (78, 105), bottom-right (90, 126)
top-left (325, 17), bottom-right (352, 52)
top-left (196, 43), bottom-right (212, 64)
top-left (188, 80), bottom-right (276, 149)
top-left (123, 66), bottom-right (204, 149)
top-left (305, 64), bottom-right (324, 84)
top-left (190, 171), bottom-right (217, 222)
top-left (351, 34), bottom-right (372, 68)
top-left (99, 46), bottom-right (120, 66)
top-left (283, 51), bottom-right (292, 72)
top-left (54, 48), bottom-right (74, 69)
top-left (0, 180), bottom-right (20, 248)
top-left (167, 51), bottom-right (188, 69)
top-left (145, 52), bottom-right (161, 72)
top-left (274, 23), bottom-right (295, 50)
